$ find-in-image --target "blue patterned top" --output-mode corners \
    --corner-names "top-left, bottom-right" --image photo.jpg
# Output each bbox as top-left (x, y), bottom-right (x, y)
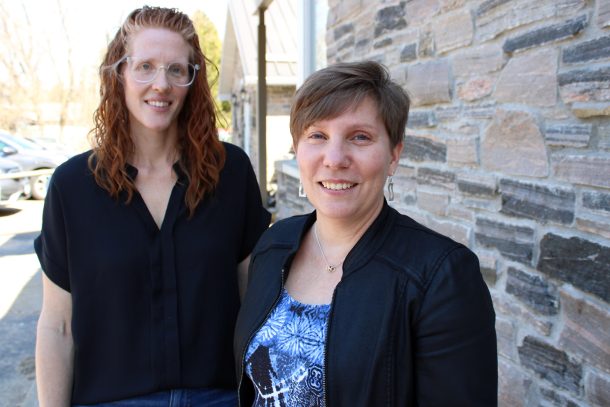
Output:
top-left (245, 289), bottom-right (331, 406)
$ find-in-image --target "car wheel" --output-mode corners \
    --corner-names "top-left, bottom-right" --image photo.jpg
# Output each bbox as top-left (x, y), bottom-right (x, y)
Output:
top-left (30, 173), bottom-right (51, 200)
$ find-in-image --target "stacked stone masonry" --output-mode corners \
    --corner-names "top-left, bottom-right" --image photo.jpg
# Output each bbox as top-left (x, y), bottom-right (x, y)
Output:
top-left (273, 0), bottom-right (610, 405)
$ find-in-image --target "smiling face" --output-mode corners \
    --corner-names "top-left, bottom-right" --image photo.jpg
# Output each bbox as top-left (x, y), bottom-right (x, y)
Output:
top-left (123, 27), bottom-right (191, 137)
top-left (295, 96), bottom-right (403, 225)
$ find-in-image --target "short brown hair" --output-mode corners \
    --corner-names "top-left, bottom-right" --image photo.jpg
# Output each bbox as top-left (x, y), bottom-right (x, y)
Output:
top-left (89, 6), bottom-right (225, 216)
top-left (290, 61), bottom-right (410, 148)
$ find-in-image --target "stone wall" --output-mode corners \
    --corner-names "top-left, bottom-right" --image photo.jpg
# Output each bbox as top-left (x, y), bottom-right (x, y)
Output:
top-left (274, 0), bottom-right (610, 405)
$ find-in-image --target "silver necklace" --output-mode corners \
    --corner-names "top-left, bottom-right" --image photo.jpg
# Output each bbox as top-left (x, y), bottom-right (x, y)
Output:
top-left (313, 223), bottom-right (343, 273)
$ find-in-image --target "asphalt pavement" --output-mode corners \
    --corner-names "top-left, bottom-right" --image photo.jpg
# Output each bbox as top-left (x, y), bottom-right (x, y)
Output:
top-left (0, 200), bottom-right (43, 407)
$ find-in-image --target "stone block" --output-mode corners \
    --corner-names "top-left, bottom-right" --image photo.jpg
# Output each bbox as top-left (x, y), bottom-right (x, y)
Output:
top-left (575, 213), bottom-right (610, 240)
top-left (452, 44), bottom-right (505, 77)
top-left (463, 103), bottom-right (497, 119)
top-left (373, 37), bottom-right (392, 49)
top-left (416, 188), bottom-right (450, 216)
top-left (552, 153), bottom-right (610, 189)
top-left (416, 167), bottom-right (456, 189)
top-left (476, 0), bottom-right (586, 41)
top-left (499, 178), bottom-right (575, 224)
top-left (418, 28), bottom-right (435, 58)
top-left (539, 387), bottom-right (581, 407)
top-left (447, 204), bottom-right (474, 223)
top-left (440, 0), bottom-right (466, 13)
top-left (405, 0), bottom-right (441, 24)
top-left (407, 111), bottom-right (437, 128)
top-left (582, 191), bottom-right (610, 213)
top-left (498, 358), bottom-right (527, 407)
top-left (558, 66), bottom-right (610, 104)
top-left (600, 126), bottom-right (610, 150)
top-left (506, 267), bottom-right (559, 315)
top-left (405, 60), bottom-right (451, 106)
top-left (435, 106), bottom-right (462, 122)
top-left (477, 250), bottom-right (498, 286)
top-left (504, 14), bottom-right (587, 54)
top-left (538, 233), bottom-right (610, 302)
top-left (586, 372), bottom-right (610, 406)
top-left (375, 3), bottom-right (407, 38)
top-left (572, 102), bottom-right (610, 118)
top-left (446, 136), bottom-right (479, 167)
top-left (493, 293), bottom-right (553, 337)
top-left (545, 123), bottom-right (592, 148)
top-left (494, 48), bottom-right (558, 106)
top-left (475, 217), bottom-right (535, 264)
top-left (559, 287), bottom-right (610, 374)
top-left (432, 9), bottom-right (474, 54)
top-left (457, 173), bottom-right (497, 197)
top-left (476, 0), bottom-right (511, 16)
top-left (462, 196), bottom-right (501, 212)
top-left (333, 23), bottom-right (354, 40)
top-left (482, 110), bottom-right (549, 177)
top-left (457, 77), bottom-right (494, 102)
top-left (563, 35), bottom-right (610, 64)
top-left (403, 135), bottom-right (446, 162)
top-left (598, 0), bottom-right (610, 28)
top-left (423, 217), bottom-right (471, 246)
top-left (518, 336), bottom-right (583, 394)
top-left (496, 317), bottom-right (517, 360)
top-left (400, 43), bottom-right (417, 62)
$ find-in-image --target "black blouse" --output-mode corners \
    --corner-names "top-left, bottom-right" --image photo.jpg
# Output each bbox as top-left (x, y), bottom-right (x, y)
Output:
top-left (35, 142), bottom-right (271, 404)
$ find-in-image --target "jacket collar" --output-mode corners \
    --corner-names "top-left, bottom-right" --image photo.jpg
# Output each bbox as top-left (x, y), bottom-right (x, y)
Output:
top-left (296, 200), bottom-right (397, 277)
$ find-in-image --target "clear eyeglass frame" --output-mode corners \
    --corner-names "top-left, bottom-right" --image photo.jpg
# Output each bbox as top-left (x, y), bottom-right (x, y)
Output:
top-left (119, 56), bottom-right (200, 87)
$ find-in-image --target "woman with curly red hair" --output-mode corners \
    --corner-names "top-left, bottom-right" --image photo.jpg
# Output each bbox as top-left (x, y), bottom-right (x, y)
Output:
top-left (34, 7), bottom-right (270, 406)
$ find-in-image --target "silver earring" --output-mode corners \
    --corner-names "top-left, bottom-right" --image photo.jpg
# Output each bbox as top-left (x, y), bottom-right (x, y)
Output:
top-left (387, 175), bottom-right (394, 202)
top-left (298, 181), bottom-right (306, 198)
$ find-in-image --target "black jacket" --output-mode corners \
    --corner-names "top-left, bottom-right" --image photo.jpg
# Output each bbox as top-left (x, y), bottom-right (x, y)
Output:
top-left (234, 202), bottom-right (497, 406)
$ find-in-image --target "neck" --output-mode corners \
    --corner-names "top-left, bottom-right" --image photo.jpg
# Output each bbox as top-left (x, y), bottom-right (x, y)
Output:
top-left (313, 198), bottom-right (384, 261)
top-left (130, 128), bottom-right (179, 170)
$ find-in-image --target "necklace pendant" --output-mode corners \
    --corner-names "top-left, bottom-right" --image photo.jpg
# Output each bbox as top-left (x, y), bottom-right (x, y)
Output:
top-left (326, 265), bottom-right (336, 273)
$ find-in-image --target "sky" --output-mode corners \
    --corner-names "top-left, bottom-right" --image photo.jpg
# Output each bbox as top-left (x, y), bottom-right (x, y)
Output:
top-left (5, 0), bottom-right (228, 86)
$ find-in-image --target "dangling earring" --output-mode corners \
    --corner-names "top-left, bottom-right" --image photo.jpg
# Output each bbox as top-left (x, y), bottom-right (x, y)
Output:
top-left (387, 175), bottom-right (394, 202)
top-left (298, 181), bottom-right (306, 198)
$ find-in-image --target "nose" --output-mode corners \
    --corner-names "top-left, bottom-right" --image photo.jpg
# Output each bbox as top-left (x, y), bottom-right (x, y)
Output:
top-left (323, 138), bottom-right (350, 168)
top-left (151, 68), bottom-right (171, 91)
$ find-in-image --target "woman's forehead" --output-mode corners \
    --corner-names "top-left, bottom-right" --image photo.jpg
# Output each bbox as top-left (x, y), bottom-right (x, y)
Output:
top-left (127, 27), bottom-right (191, 60)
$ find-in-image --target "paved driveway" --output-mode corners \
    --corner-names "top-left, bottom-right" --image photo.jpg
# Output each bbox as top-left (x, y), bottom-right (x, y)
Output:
top-left (0, 200), bottom-right (44, 407)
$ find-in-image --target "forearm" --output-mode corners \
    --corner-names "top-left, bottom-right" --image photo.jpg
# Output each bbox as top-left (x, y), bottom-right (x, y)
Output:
top-left (36, 319), bottom-right (74, 407)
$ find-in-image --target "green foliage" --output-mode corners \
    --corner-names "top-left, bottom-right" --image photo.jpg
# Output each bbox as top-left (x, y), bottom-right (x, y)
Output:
top-left (191, 10), bottom-right (231, 128)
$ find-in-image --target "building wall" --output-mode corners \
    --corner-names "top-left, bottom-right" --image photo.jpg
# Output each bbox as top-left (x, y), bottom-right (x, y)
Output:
top-left (274, 0), bottom-right (610, 405)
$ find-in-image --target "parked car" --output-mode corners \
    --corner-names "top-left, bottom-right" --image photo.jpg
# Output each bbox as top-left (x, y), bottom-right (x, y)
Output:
top-left (0, 132), bottom-right (71, 200)
top-left (0, 157), bottom-right (30, 205)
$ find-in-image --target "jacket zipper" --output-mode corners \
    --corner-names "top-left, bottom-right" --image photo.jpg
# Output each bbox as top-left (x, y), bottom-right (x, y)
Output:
top-left (323, 286), bottom-right (338, 407)
top-left (237, 267), bottom-right (286, 407)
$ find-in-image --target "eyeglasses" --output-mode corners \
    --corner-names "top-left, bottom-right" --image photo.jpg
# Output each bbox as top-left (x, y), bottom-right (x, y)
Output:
top-left (121, 56), bottom-right (200, 87)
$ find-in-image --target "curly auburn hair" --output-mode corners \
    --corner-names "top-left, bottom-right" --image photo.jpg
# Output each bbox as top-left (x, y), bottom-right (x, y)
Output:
top-left (88, 6), bottom-right (226, 216)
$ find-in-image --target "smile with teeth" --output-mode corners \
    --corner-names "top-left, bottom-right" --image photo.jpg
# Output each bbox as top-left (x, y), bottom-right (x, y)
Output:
top-left (321, 181), bottom-right (355, 191)
top-left (147, 100), bottom-right (170, 108)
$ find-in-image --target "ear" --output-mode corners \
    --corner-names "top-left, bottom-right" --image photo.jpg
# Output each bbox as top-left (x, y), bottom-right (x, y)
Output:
top-left (389, 141), bottom-right (403, 174)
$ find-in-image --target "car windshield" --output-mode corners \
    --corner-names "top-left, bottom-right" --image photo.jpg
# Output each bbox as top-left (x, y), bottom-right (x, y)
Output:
top-left (1, 134), bottom-right (45, 150)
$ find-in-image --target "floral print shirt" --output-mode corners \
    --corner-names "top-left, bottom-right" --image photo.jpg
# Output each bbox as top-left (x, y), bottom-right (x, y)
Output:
top-left (245, 289), bottom-right (331, 407)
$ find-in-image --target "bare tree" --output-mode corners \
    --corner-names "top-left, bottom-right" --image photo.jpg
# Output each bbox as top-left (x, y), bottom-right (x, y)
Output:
top-left (49, 0), bottom-right (75, 143)
top-left (0, 1), bottom-right (43, 131)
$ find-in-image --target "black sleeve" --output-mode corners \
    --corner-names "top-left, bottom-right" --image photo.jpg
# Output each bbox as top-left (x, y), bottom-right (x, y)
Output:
top-left (414, 247), bottom-right (497, 406)
top-left (34, 174), bottom-right (71, 291)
